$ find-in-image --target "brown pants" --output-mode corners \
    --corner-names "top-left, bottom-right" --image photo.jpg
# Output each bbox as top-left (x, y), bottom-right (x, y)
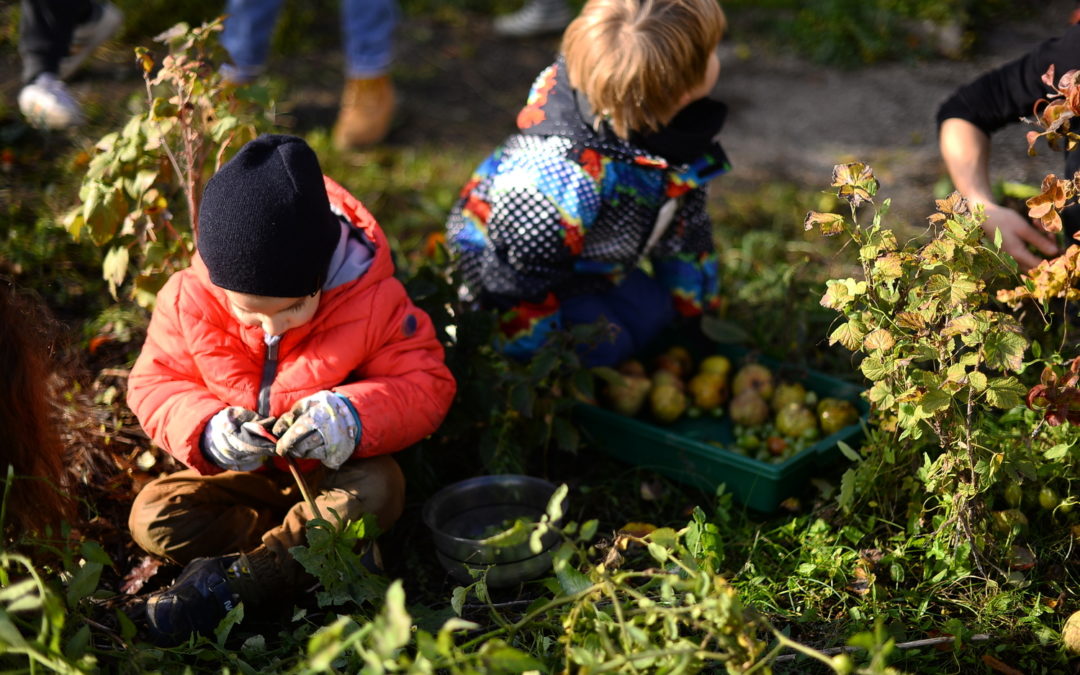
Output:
top-left (128, 455), bottom-right (405, 583)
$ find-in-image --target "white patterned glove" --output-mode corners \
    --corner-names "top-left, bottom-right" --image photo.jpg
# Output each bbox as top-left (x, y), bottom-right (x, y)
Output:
top-left (272, 391), bottom-right (360, 469)
top-left (201, 407), bottom-right (277, 471)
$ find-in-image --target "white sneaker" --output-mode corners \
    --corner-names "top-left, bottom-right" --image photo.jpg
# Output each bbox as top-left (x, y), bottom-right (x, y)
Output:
top-left (59, 1), bottom-right (123, 79)
top-left (18, 73), bottom-right (84, 129)
top-left (494, 0), bottom-right (573, 37)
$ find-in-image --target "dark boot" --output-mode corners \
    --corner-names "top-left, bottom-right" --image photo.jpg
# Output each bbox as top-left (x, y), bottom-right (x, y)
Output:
top-left (144, 555), bottom-right (245, 645)
top-left (144, 547), bottom-right (287, 645)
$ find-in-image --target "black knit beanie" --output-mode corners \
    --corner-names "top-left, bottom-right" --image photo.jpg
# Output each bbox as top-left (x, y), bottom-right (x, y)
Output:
top-left (197, 134), bottom-right (340, 298)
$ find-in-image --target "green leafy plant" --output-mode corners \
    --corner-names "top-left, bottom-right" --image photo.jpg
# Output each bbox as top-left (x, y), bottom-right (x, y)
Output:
top-left (805, 164), bottom-right (1032, 562)
top-left (64, 18), bottom-right (268, 307)
top-left (290, 512), bottom-right (388, 611)
top-left (401, 250), bottom-right (600, 478)
top-left (0, 465), bottom-right (111, 674)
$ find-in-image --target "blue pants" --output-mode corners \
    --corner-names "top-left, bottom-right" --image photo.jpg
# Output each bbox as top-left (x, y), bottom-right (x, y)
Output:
top-left (561, 271), bottom-right (675, 367)
top-left (221, 0), bottom-right (398, 81)
top-left (18, 0), bottom-right (92, 84)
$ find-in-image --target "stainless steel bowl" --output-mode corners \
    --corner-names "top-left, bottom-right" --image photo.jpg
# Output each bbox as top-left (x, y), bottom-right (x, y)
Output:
top-left (434, 549), bottom-right (556, 588)
top-left (422, 474), bottom-right (564, 587)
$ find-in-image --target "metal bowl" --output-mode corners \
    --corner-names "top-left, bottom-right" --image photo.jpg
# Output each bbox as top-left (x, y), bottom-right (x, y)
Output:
top-left (422, 474), bottom-right (564, 587)
top-left (434, 549), bottom-right (556, 588)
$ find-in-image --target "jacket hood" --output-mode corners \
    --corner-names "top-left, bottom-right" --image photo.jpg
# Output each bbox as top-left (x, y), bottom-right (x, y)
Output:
top-left (516, 57), bottom-right (731, 179)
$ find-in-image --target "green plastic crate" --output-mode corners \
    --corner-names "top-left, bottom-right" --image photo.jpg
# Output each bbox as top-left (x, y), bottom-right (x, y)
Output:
top-left (575, 346), bottom-right (869, 513)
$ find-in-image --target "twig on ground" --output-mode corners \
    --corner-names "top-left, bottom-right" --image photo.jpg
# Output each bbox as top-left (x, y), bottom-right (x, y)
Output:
top-left (772, 633), bottom-right (991, 662)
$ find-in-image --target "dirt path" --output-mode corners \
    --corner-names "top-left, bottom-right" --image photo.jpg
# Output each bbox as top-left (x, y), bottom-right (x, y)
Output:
top-left (714, 0), bottom-right (1074, 226)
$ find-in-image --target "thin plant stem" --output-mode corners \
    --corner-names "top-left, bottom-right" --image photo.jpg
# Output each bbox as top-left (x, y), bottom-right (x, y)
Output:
top-left (284, 455), bottom-right (322, 520)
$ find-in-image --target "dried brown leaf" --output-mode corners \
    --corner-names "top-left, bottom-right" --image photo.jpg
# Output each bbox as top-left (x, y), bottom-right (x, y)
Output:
top-left (981, 654), bottom-right (1024, 675)
top-left (848, 565), bottom-right (874, 596)
top-left (121, 556), bottom-right (163, 595)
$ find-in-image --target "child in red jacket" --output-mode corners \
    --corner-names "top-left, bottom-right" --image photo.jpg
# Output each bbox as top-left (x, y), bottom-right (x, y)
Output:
top-left (126, 134), bottom-right (456, 643)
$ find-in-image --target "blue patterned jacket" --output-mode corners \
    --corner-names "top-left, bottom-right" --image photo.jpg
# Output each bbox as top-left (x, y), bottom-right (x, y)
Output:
top-left (446, 57), bottom-right (730, 356)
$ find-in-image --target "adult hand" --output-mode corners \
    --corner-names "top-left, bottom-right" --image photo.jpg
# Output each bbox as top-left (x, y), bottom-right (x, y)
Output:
top-left (980, 203), bottom-right (1059, 272)
top-left (272, 391), bottom-right (360, 469)
top-left (202, 407), bottom-right (277, 471)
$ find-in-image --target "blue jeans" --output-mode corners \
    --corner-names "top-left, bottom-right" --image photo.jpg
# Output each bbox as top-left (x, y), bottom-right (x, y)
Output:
top-left (19, 0), bottom-right (93, 83)
top-left (221, 0), bottom-right (398, 81)
top-left (560, 271), bottom-right (675, 368)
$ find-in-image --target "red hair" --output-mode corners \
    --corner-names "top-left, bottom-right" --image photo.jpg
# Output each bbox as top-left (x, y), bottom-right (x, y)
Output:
top-left (0, 282), bottom-right (72, 537)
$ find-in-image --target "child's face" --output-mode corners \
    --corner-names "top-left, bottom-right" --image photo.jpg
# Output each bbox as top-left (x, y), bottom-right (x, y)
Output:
top-left (223, 289), bottom-right (321, 337)
top-left (684, 48), bottom-right (721, 105)
top-left (665, 47), bottom-right (721, 126)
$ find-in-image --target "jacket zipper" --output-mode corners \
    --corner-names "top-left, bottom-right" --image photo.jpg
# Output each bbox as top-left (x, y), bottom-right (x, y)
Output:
top-left (257, 334), bottom-right (281, 418)
top-left (638, 196), bottom-right (680, 264)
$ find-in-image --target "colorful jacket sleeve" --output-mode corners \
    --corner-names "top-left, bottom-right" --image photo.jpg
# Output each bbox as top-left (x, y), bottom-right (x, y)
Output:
top-left (469, 144), bottom-right (602, 357)
top-left (332, 277), bottom-right (456, 458)
top-left (126, 275), bottom-right (229, 475)
top-left (650, 187), bottom-right (721, 317)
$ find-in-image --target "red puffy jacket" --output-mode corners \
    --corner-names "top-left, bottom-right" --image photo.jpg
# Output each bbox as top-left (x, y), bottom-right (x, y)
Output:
top-left (128, 177), bottom-right (456, 475)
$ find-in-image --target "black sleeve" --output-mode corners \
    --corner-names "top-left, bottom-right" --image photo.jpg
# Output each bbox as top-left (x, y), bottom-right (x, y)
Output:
top-left (936, 25), bottom-right (1080, 135)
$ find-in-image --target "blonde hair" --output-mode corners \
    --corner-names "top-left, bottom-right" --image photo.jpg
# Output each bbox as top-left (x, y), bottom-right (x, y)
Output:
top-left (562, 0), bottom-right (726, 138)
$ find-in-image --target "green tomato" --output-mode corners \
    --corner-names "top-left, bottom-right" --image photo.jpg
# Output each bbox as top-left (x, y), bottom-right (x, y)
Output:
top-left (737, 434), bottom-right (761, 449)
top-left (992, 509), bottom-right (1029, 535)
top-left (1003, 483), bottom-right (1023, 508)
top-left (1039, 486), bottom-right (1061, 511)
top-left (830, 654), bottom-right (854, 675)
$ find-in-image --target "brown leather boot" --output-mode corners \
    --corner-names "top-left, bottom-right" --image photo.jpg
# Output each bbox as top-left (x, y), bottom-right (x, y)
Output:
top-left (332, 75), bottom-right (396, 150)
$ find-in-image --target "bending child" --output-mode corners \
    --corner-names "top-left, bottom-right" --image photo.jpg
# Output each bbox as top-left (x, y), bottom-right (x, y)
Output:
top-left (126, 134), bottom-right (456, 643)
top-left (446, 0), bottom-right (729, 366)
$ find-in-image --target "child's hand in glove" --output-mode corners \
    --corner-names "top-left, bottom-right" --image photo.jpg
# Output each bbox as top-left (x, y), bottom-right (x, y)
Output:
top-left (272, 391), bottom-right (360, 469)
top-left (201, 407), bottom-right (277, 471)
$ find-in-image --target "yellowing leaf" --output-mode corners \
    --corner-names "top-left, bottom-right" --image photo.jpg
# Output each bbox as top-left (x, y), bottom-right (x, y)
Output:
top-left (134, 47), bottom-right (154, 74)
top-left (942, 314), bottom-right (979, 337)
top-left (868, 381), bottom-right (895, 408)
top-left (831, 163), bottom-right (878, 207)
top-left (945, 363), bottom-right (967, 383)
top-left (934, 192), bottom-right (969, 216)
top-left (102, 246), bottom-right (129, 300)
top-left (997, 245), bottom-right (1080, 306)
top-left (618, 522), bottom-right (657, 537)
top-left (925, 274), bottom-right (951, 297)
top-left (62, 207), bottom-right (85, 241)
top-left (895, 312), bottom-right (927, 332)
top-left (968, 371), bottom-right (988, 392)
top-left (873, 253), bottom-right (904, 281)
top-left (803, 211), bottom-right (846, 235)
top-left (829, 321), bottom-right (865, 350)
top-left (920, 238), bottom-right (956, 263)
top-left (948, 277), bottom-right (981, 307)
top-left (821, 278), bottom-right (867, 310)
top-left (863, 329), bottom-right (895, 352)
